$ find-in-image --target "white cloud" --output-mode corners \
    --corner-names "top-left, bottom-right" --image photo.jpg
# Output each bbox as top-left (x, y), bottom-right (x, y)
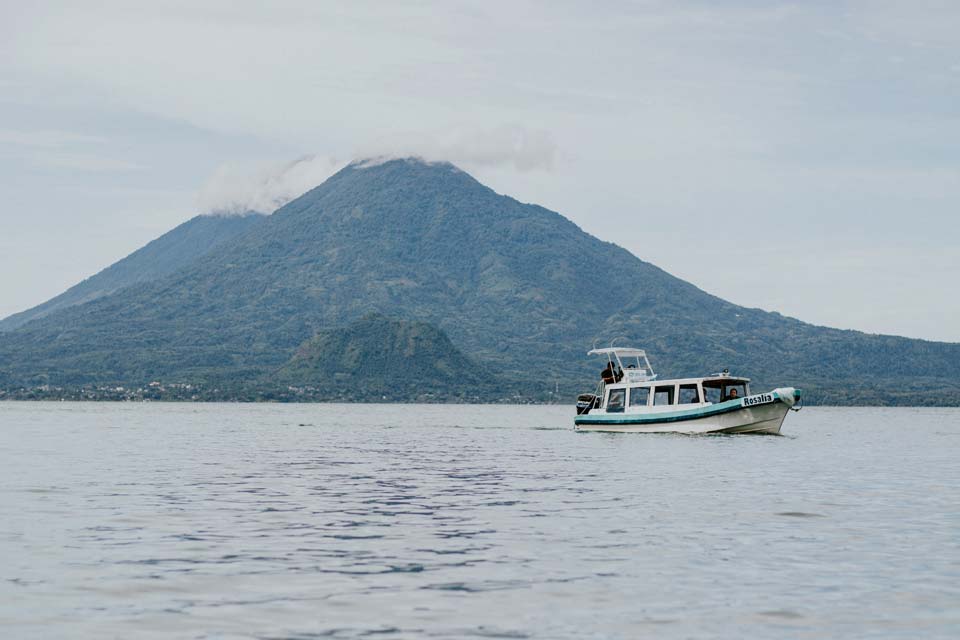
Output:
top-left (357, 125), bottom-right (557, 172)
top-left (195, 155), bottom-right (344, 215)
top-left (196, 125), bottom-right (555, 215)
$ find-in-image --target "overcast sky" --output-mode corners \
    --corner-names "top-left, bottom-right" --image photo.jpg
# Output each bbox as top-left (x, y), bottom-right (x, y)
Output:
top-left (2, 1), bottom-right (958, 341)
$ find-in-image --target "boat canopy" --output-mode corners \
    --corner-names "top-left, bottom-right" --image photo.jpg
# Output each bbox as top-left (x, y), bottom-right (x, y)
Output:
top-left (588, 346), bottom-right (656, 382)
top-left (587, 347), bottom-right (648, 358)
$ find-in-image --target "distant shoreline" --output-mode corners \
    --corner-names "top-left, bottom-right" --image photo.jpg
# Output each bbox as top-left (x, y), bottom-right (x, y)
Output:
top-left (2, 394), bottom-right (958, 408)
top-left (0, 386), bottom-right (554, 405)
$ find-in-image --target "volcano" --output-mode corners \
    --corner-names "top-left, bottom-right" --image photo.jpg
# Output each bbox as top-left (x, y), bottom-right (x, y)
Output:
top-left (2, 158), bottom-right (958, 405)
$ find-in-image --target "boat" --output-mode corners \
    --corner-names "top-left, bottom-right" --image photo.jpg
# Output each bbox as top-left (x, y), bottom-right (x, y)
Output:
top-left (574, 347), bottom-right (801, 434)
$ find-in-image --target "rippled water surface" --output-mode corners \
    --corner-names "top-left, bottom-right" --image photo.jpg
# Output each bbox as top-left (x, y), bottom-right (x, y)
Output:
top-left (1, 402), bottom-right (958, 639)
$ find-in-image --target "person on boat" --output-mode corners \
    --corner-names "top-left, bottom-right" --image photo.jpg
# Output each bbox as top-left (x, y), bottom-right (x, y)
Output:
top-left (722, 388), bottom-right (740, 402)
top-left (601, 362), bottom-right (615, 384)
top-left (614, 363), bottom-right (624, 382)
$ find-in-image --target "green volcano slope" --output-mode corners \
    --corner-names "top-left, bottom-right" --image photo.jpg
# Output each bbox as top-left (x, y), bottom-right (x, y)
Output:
top-left (1, 158), bottom-right (957, 404)
top-left (275, 314), bottom-right (501, 401)
top-left (0, 212), bottom-right (265, 332)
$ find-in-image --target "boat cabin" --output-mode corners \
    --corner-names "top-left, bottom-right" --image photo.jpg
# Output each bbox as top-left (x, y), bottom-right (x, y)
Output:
top-left (602, 375), bottom-right (751, 413)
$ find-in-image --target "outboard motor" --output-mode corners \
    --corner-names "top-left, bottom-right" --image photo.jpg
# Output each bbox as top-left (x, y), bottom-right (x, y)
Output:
top-left (576, 393), bottom-right (599, 415)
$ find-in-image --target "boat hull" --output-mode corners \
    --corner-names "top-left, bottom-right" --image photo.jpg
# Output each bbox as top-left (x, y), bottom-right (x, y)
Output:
top-left (574, 389), bottom-right (799, 435)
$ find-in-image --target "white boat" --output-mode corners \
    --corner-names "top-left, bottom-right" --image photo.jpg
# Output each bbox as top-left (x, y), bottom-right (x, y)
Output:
top-left (574, 347), bottom-right (801, 434)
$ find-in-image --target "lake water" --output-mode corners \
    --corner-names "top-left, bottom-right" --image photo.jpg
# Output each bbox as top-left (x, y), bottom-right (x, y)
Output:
top-left (0, 403), bottom-right (958, 639)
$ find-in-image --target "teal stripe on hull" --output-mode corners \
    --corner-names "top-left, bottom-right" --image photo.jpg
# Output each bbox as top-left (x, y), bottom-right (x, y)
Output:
top-left (574, 393), bottom-right (786, 426)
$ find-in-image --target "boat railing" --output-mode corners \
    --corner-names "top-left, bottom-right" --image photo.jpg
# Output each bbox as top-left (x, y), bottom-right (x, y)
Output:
top-left (594, 380), bottom-right (606, 408)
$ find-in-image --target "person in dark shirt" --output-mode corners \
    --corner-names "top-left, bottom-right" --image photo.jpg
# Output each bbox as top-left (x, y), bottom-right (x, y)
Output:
top-left (722, 388), bottom-right (740, 402)
top-left (614, 362), bottom-right (624, 382)
top-left (601, 362), bottom-right (615, 384)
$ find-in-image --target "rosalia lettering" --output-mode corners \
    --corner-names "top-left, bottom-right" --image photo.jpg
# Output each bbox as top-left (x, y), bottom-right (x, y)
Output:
top-left (742, 393), bottom-right (774, 407)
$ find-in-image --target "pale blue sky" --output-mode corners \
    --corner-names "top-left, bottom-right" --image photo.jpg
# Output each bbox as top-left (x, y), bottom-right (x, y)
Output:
top-left (2, 1), bottom-right (958, 341)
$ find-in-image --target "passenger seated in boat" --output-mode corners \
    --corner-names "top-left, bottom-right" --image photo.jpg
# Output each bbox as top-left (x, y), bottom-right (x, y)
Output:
top-left (601, 362), bottom-right (615, 384)
top-left (722, 388), bottom-right (740, 402)
top-left (679, 384), bottom-right (700, 404)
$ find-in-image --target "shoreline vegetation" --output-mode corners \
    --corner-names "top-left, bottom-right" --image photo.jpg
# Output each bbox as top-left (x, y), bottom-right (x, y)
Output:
top-left (0, 384), bottom-right (553, 404)
top-left (2, 384), bottom-right (958, 407)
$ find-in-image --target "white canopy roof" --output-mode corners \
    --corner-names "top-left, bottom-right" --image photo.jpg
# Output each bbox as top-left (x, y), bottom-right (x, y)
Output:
top-left (587, 347), bottom-right (647, 358)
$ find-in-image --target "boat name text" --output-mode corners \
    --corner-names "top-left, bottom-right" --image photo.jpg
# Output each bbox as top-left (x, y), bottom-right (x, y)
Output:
top-left (742, 393), bottom-right (774, 407)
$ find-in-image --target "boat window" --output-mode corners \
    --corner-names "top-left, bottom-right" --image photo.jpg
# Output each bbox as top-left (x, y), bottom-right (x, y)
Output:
top-left (607, 388), bottom-right (626, 413)
top-left (629, 386), bottom-right (649, 407)
top-left (703, 385), bottom-right (722, 404)
top-left (653, 385), bottom-right (674, 406)
top-left (678, 384), bottom-right (700, 404)
top-left (703, 379), bottom-right (749, 403)
top-left (721, 383), bottom-right (747, 402)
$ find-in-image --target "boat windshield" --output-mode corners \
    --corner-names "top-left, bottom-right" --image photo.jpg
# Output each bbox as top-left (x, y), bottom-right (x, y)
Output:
top-left (702, 379), bottom-right (749, 403)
